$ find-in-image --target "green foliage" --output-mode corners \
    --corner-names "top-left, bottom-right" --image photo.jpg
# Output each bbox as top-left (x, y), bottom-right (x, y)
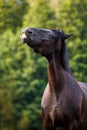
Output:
top-left (0, 82), bottom-right (14, 130)
top-left (0, 29), bottom-right (47, 129)
top-left (0, 0), bottom-right (28, 33)
top-left (23, 0), bottom-right (58, 29)
top-left (58, 0), bottom-right (87, 81)
top-left (0, 0), bottom-right (87, 130)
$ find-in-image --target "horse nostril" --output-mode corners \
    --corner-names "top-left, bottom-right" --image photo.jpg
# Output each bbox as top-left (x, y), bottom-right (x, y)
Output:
top-left (27, 30), bottom-right (33, 35)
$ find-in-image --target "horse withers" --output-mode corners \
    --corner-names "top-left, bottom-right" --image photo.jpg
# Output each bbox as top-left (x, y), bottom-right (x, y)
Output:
top-left (21, 28), bottom-right (87, 130)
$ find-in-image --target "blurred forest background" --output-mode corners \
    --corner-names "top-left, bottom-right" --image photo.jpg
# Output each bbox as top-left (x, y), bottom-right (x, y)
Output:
top-left (0, 0), bottom-right (87, 130)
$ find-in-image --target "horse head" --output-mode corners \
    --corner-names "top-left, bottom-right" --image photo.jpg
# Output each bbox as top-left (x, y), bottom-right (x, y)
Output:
top-left (21, 28), bottom-right (72, 72)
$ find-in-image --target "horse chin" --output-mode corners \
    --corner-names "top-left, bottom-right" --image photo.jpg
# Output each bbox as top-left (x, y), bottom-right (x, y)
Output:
top-left (33, 48), bottom-right (44, 55)
top-left (21, 38), bottom-right (26, 43)
top-left (24, 40), bottom-right (46, 56)
top-left (33, 48), bottom-right (50, 57)
top-left (33, 48), bottom-right (40, 53)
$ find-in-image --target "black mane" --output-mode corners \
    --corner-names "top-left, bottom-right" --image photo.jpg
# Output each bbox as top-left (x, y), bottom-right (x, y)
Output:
top-left (55, 30), bottom-right (71, 73)
top-left (61, 40), bottom-right (71, 73)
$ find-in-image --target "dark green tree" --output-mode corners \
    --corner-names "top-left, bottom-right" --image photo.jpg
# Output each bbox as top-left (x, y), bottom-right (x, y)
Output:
top-left (58, 0), bottom-right (87, 82)
top-left (23, 0), bottom-right (58, 29)
top-left (0, 28), bottom-right (46, 130)
top-left (0, 0), bottom-right (28, 33)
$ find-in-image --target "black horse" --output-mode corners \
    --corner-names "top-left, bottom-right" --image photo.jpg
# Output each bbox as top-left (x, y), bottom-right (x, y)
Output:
top-left (21, 28), bottom-right (87, 130)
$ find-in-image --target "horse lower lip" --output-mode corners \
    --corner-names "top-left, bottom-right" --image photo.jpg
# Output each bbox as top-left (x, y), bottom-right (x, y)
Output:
top-left (21, 38), bottom-right (25, 43)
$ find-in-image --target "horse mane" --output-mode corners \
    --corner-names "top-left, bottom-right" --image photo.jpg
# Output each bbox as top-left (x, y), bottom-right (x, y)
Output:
top-left (61, 40), bottom-right (71, 73)
top-left (57, 29), bottom-right (71, 73)
top-left (53, 29), bottom-right (71, 73)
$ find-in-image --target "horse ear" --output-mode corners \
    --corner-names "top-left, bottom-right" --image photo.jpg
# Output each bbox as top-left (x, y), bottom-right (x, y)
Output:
top-left (63, 34), bottom-right (73, 40)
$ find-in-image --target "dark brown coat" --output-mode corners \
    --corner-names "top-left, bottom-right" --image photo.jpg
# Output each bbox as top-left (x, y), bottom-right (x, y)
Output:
top-left (21, 28), bottom-right (87, 130)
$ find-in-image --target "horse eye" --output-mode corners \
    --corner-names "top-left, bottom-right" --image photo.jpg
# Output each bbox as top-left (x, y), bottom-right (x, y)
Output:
top-left (48, 33), bottom-right (56, 39)
top-left (50, 35), bottom-right (55, 39)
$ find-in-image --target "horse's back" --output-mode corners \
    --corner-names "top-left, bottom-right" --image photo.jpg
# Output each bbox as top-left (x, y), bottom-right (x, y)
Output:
top-left (78, 81), bottom-right (87, 86)
top-left (78, 81), bottom-right (87, 94)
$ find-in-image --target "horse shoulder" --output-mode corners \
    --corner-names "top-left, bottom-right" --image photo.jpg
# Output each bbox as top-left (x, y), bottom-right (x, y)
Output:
top-left (41, 83), bottom-right (53, 109)
top-left (78, 81), bottom-right (87, 95)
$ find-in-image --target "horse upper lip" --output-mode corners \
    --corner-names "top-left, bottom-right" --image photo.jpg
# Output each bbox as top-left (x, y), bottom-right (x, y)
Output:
top-left (21, 33), bottom-right (27, 39)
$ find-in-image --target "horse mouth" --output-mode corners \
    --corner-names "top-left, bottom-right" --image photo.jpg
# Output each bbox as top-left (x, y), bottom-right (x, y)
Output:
top-left (20, 32), bottom-right (26, 43)
top-left (20, 32), bottom-right (32, 45)
top-left (20, 33), bottom-right (41, 50)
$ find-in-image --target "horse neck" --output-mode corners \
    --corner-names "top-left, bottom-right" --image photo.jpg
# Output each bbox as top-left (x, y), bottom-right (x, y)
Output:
top-left (47, 51), bottom-right (65, 95)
